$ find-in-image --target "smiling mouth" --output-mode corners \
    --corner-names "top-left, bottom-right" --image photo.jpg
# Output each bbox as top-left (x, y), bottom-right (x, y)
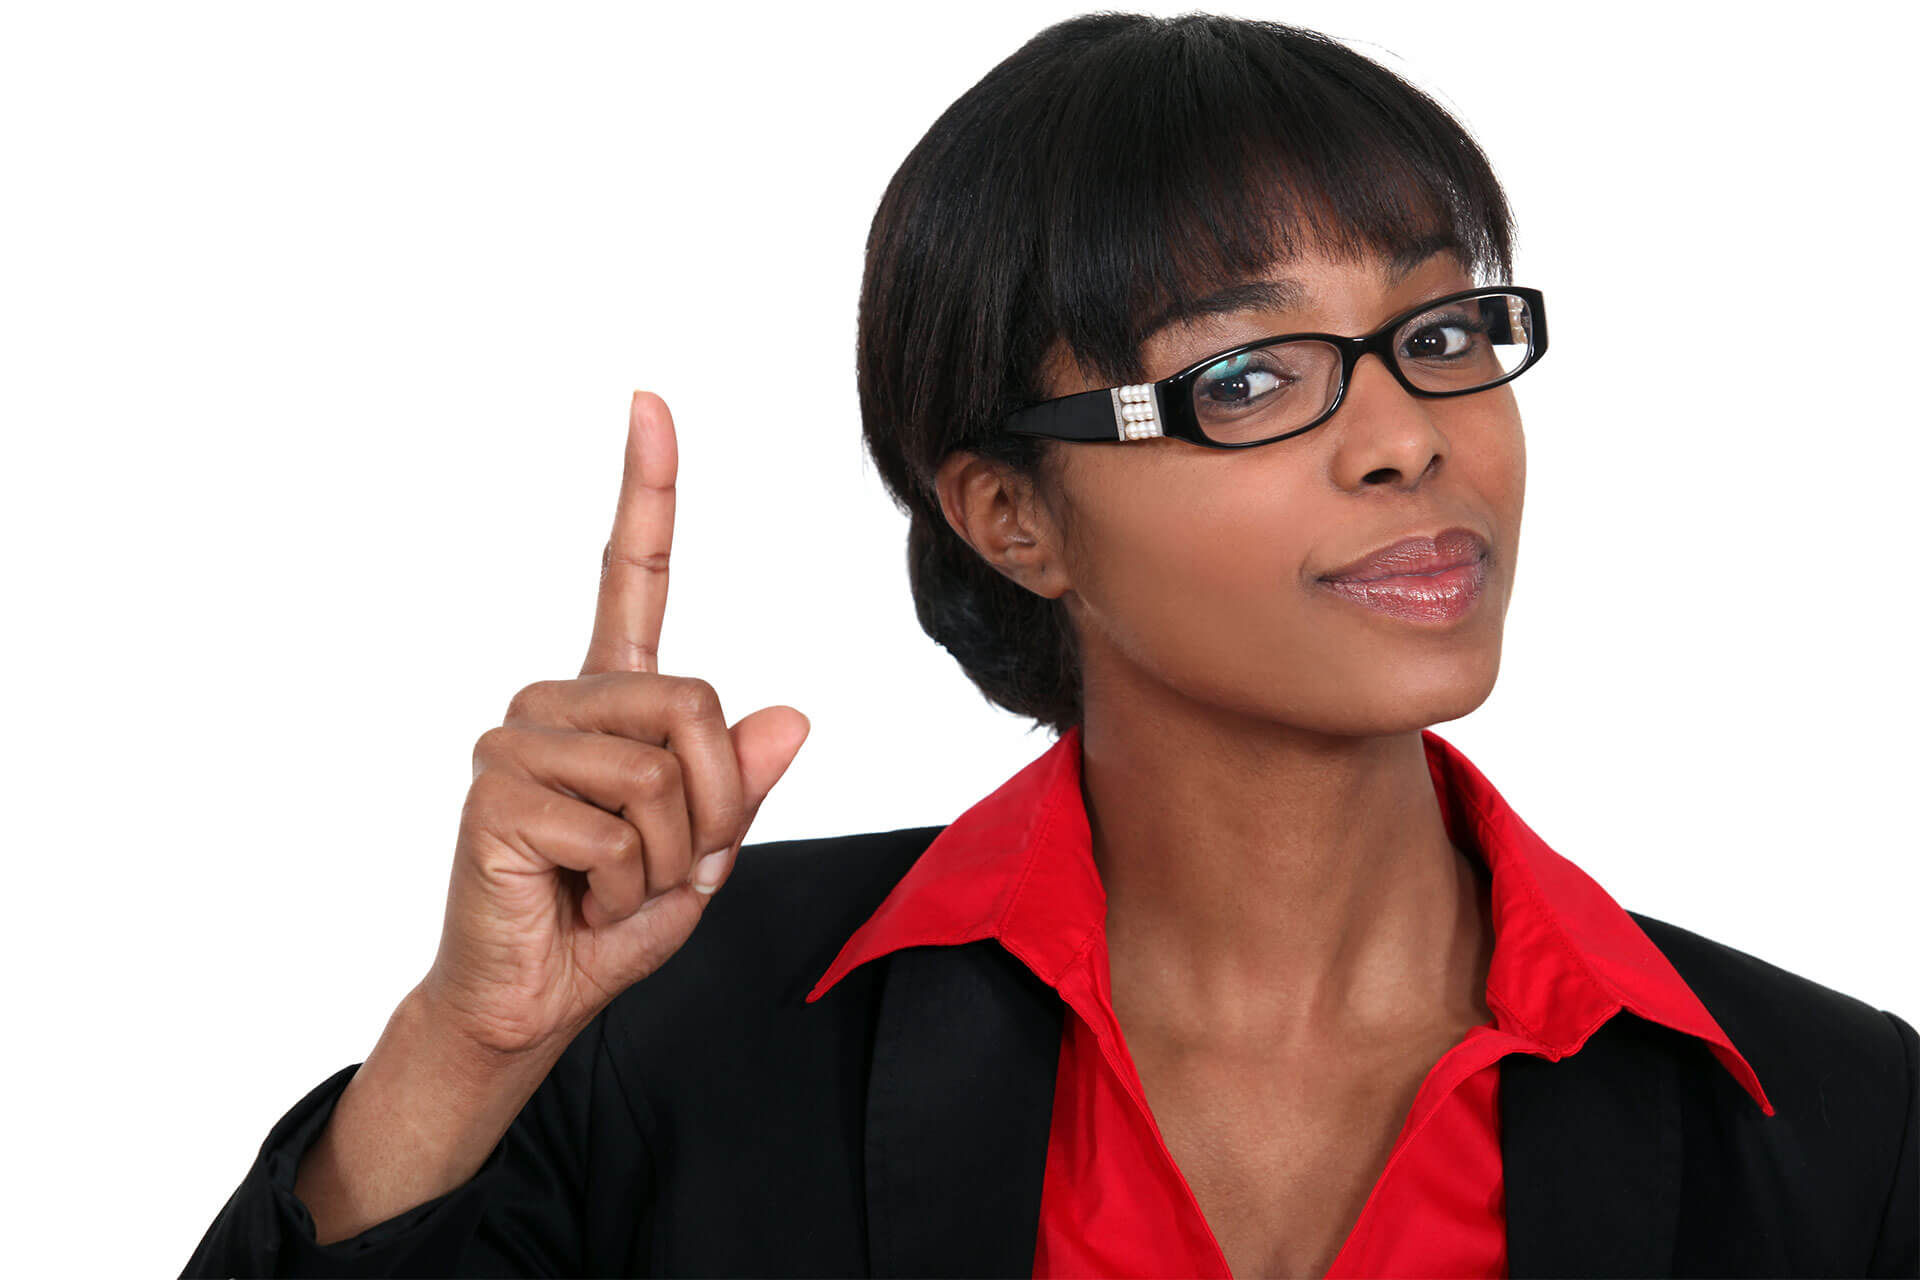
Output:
top-left (1316, 552), bottom-right (1487, 624)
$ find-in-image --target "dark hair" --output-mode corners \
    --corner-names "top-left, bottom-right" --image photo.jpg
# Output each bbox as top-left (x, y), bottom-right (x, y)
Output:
top-left (856, 11), bottom-right (1517, 738)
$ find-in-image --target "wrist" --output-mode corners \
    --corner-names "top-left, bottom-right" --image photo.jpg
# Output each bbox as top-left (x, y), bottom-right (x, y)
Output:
top-left (294, 985), bottom-right (569, 1244)
top-left (397, 980), bottom-right (572, 1102)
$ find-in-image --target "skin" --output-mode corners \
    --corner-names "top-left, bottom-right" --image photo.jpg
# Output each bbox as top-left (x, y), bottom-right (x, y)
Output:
top-left (934, 244), bottom-right (1523, 1275)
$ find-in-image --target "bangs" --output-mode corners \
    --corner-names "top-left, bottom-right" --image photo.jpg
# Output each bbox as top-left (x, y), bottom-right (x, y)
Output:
top-left (1023, 20), bottom-right (1514, 389)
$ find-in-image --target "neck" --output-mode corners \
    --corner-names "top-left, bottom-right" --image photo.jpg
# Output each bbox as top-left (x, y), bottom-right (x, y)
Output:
top-left (1080, 681), bottom-right (1492, 1051)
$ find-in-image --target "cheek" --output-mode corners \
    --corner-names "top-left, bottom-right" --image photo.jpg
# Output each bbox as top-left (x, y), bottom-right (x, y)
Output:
top-left (1470, 413), bottom-right (1526, 574)
top-left (1067, 465), bottom-right (1335, 681)
top-left (1470, 399), bottom-right (1526, 514)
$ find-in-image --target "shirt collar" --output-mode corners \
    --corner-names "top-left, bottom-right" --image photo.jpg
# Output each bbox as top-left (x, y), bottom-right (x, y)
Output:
top-left (807, 724), bottom-right (1772, 1116)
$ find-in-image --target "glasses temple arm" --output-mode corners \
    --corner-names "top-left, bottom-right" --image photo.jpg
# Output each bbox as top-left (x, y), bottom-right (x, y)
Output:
top-left (1003, 385), bottom-right (1133, 441)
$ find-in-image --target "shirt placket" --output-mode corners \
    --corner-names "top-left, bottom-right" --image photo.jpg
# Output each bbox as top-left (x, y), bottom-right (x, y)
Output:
top-left (1057, 932), bottom-right (1237, 1278)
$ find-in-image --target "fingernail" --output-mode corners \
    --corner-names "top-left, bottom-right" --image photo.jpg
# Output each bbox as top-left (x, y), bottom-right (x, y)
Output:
top-left (692, 849), bottom-right (729, 894)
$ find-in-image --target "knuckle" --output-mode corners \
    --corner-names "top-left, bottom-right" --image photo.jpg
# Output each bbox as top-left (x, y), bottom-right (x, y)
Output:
top-left (612, 638), bottom-right (660, 669)
top-left (607, 547), bottom-right (670, 576)
top-left (630, 747), bottom-right (683, 798)
top-left (597, 817), bottom-right (643, 866)
top-left (504, 680), bottom-right (555, 724)
top-left (471, 725), bottom-right (513, 773)
top-left (669, 675), bottom-right (722, 722)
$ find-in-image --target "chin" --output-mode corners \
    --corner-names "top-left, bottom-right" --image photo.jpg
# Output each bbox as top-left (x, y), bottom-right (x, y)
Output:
top-left (1282, 650), bottom-right (1503, 739)
top-left (1196, 660), bottom-right (1497, 740)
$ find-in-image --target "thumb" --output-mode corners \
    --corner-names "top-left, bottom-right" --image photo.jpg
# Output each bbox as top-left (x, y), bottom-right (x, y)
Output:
top-left (727, 704), bottom-right (811, 847)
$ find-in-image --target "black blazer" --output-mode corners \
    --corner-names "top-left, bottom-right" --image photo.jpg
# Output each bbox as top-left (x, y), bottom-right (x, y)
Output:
top-left (185, 825), bottom-right (1920, 1278)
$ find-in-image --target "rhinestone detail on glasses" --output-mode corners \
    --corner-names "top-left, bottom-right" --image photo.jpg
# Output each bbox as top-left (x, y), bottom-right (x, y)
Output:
top-left (1111, 384), bottom-right (1163, 440)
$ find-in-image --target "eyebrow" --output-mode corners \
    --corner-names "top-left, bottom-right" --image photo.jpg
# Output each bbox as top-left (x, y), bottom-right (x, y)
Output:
top-left (1140, 232), bottom-right (1463, 335)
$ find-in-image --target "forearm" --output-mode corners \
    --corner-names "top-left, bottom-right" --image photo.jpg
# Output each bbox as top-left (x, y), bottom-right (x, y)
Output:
top-left (292, 983), bottom-right (570, 1246)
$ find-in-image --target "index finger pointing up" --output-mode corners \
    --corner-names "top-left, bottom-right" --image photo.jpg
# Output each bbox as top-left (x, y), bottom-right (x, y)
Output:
top-left (583, 391), bottom-right (677, 676)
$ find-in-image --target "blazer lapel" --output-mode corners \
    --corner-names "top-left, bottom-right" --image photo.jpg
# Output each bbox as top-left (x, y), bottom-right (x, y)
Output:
top-left (865, 939), bottom-right (1065, 1278)
top-left (1500, 1009), bottom-right (1685, 1277)
top-left (864, 945), bottom-right (1690, 1277)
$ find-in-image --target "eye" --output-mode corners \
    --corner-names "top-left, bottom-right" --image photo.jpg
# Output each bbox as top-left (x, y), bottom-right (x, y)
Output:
top-left (1399, 311), bottom-right (1490, 362)
top-left (1194, 349), bottom-right (1299, 412)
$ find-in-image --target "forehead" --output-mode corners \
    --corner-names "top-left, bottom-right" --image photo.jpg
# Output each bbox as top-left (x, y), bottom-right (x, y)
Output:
top-left (1037, 247), bottom-right (1475, 399)
top-left (1151, 245), bottom-right (1473, 339)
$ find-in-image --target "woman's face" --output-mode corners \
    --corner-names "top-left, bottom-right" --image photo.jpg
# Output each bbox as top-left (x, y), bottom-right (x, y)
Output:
top-left (1035, 247), bottom-right (1527, 738)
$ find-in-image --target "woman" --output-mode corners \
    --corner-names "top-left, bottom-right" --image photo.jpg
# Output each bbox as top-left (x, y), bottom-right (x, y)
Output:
top-left (183, 12), bottom-right (1917, 1278)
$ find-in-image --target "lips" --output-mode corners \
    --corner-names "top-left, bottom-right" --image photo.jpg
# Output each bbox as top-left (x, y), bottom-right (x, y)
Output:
top-left (1318, 526), bottom-right (1488, 583)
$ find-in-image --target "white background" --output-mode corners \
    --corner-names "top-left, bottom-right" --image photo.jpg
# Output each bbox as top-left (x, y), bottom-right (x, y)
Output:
top-left (3, 2), bottom-right (1914, 1270)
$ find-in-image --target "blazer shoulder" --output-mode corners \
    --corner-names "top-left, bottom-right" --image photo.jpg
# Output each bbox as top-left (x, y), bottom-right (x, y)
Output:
top-left (1628, 909), bottom-right (1913, 1140)
top-left (600, 822), bottom-right (945, 1034)
top-left (1626, 908), bottom-right (1906, 1053)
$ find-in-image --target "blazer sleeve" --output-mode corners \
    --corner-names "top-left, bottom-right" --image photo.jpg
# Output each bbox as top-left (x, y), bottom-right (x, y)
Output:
top-left (1870, 1008), bottom-right (1919, 1278)
top-left (179, 1006), bottom-right (643, 1278)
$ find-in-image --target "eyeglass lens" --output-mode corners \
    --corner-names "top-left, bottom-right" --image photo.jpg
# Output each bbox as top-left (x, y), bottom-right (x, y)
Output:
top-left (1189, 291), bottom-right (1537, 445)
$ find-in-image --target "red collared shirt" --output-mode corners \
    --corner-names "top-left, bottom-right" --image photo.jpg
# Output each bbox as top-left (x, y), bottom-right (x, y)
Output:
top-left (808, 726), bottom-right (1774, 1277)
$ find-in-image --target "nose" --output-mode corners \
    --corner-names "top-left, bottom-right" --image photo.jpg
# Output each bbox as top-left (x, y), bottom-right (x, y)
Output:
top-left (1326, 352), bottom-right (1445, 491)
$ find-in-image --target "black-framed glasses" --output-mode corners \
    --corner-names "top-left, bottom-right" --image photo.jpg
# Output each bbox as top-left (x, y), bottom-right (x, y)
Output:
top-left (1003, 285), bottom-right (1548, 450)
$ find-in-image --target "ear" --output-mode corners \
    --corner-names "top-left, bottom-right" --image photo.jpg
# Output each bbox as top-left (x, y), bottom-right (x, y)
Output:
top-left (933, 451), bottom-right (1071, 601)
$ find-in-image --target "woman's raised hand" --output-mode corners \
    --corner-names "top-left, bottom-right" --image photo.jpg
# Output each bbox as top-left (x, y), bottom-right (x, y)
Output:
top-left (419, 391), bottom-right (811, 1057)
